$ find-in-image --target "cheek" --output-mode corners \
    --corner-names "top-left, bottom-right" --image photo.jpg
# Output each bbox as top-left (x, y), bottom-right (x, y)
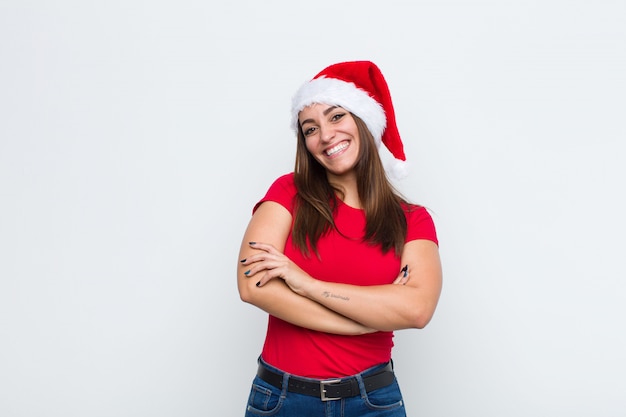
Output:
top-left (304, 137), bottom-right (317, 153)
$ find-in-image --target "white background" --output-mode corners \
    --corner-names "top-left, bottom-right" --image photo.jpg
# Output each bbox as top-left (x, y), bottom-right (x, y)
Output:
top-left (1, 1), bottom-right (625, 416)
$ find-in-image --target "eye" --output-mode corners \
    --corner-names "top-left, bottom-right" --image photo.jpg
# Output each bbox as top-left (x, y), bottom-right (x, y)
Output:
top-left (303, 126), bottom-right (317, 136)
top-left (330, 112), bottom-right (346, 122)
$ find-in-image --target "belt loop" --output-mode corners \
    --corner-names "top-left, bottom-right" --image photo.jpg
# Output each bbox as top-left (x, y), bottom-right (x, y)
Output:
top-left (281, 371), bottom-right (290, 397)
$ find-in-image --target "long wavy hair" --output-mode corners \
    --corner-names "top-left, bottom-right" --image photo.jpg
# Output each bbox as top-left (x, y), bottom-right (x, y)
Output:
top-left (293, 113), bottom-right (408, 257)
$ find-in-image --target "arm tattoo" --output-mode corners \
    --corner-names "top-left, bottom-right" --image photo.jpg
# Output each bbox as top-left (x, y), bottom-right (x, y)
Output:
top-left (322, 291), bottom-right (350, 301)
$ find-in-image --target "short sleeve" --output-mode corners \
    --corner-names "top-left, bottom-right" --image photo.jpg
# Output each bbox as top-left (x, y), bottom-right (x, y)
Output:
top-left (252, 173), bottom-right (297, 215)
top-left (405, 205), bottom-right (438, 246)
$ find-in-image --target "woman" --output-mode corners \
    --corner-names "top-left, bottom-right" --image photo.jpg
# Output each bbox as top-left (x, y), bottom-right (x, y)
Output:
top-left (237, 61), bottom-right (442, 417)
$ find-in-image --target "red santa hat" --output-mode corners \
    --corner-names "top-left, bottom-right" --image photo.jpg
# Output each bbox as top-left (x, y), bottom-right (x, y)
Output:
top-left (291, 60), bottom-right (408, 179)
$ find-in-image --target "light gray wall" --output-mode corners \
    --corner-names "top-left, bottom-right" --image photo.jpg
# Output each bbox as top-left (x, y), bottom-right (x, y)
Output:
top-left (1, 1), bottom-right (624, 416)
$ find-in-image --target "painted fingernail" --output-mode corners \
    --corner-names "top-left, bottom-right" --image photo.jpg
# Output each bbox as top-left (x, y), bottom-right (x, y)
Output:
top-left (244, 270), bottom-right (250, 276)
top-left (256, 281), bottom-right (261, 287)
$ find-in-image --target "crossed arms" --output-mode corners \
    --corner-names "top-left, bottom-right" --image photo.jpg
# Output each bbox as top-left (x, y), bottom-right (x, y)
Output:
top-left (237, 201), bottom-right (442, 335)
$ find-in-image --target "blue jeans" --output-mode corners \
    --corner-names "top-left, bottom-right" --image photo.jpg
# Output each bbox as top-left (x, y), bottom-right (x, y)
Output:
top-left (244, 358), bottom-right (407, 417)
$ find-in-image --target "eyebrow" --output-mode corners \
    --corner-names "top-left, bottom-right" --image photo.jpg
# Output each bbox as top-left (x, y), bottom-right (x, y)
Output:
top-left (300, 105), bottom-right (340, 126)
top-left (323, 105), bottom-right (339, 115)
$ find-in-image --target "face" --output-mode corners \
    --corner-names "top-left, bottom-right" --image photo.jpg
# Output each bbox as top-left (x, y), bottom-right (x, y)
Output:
top-left (298, 104), bottom-right (361, 178)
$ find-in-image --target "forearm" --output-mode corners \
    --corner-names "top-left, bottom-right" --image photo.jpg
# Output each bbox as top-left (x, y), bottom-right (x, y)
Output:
top-left (244, 239), bottom-right (442, 332)
top-left (239, 274), bottom-right (374, 335)
top-left (296, 240), bottom-right (442, 331)
top-left (302, 281), bottom-right (437, 331)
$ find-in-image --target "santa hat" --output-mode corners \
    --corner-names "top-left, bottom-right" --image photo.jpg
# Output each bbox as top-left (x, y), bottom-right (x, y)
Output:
top-left (291, 60), bottom-right (408, 179)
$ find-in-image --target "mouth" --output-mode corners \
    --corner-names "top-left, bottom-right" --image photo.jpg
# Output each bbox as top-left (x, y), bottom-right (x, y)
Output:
top-left (324, 141), bottom-right (349, 157)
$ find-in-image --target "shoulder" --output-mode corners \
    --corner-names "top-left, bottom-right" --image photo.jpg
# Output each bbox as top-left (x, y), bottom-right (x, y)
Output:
top-left (253, 172), bottom-right (296, 214)
top-left (271, 172), bottom-right (296, 191)
top-left (402, 203), bottom-right (430, 220)
top-left (402, 203), bottom-right (439, 245)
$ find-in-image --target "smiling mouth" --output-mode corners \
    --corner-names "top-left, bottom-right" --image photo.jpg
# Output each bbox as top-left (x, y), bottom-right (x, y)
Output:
top-left (325, 141), bottom-right (349, 156)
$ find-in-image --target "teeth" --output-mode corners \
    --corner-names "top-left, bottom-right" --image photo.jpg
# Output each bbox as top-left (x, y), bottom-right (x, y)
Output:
top-left (326, 142), bottom-right (348, 156)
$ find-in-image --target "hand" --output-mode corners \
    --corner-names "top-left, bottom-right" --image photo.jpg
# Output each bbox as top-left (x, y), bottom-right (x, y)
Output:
top-left (240, 242), bottom-right (313, 295)
top-left (392, 264), bottom-right (409, 285)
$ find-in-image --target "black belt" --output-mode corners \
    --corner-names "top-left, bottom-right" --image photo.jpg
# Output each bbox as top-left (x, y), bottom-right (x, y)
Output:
top-left (257, 361), bottom-right (395, 401)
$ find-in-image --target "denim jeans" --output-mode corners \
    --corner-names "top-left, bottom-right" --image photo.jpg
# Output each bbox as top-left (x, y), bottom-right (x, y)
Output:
top-left (244, 359), bottom-right (407, 417)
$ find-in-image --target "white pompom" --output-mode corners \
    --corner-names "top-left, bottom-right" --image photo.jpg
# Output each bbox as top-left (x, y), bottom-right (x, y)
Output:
top-left (387, 159), bottom-right (409, 181)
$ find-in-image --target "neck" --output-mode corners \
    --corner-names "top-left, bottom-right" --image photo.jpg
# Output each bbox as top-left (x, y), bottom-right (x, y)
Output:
top-left (327, 172), bottom-right (361, 209)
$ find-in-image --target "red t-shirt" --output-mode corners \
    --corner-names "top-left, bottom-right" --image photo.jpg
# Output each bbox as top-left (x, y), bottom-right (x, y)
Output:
top-left (253, 173), bottom-right (438, 378)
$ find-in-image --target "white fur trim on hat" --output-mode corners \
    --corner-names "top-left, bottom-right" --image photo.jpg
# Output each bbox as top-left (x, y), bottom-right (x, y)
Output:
top-left (290, 77), bottom-right (387, 146)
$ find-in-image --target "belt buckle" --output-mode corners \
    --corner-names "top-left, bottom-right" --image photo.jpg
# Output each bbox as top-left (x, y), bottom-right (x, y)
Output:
top-left (320, 378), bottom-right (342, 401)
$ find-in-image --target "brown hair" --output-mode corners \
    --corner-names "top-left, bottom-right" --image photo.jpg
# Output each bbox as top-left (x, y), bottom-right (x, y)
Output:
top-left (293, 114), bottom-right (408, 257)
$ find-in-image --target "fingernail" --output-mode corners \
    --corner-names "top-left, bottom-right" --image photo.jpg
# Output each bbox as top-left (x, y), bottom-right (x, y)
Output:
top-left (240, 258), bottom-right (246, 263)
top-left (249, 241), bottom-right (256, 245)
top-left (256, 281), bottom-right (261, 287)
top-left (244, 270), bottom-right (250, 276)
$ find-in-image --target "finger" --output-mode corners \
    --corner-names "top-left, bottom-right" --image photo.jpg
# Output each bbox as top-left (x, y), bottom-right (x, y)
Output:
top-left (249, 241), bottom-right (280, 254)
top-left (256, 270), bottom-right (281, 288)
top-left (240, 250), bottom-right (283, 266)
top-left (240, 253), bottom-right (269, 266)
top-left (243, 258), bottom-right (284, 279)
top-left (393, 265), bottom-right (409, 285)
top-left (392, 275), bottom-right (403, 285)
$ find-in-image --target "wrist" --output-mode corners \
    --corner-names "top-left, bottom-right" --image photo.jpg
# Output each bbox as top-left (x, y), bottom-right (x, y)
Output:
top-left (296, 275), bottom-right (317, 298)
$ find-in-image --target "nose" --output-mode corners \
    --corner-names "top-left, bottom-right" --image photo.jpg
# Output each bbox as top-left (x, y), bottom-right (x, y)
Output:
top-left (320, 123), bottom-right (335, 143)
